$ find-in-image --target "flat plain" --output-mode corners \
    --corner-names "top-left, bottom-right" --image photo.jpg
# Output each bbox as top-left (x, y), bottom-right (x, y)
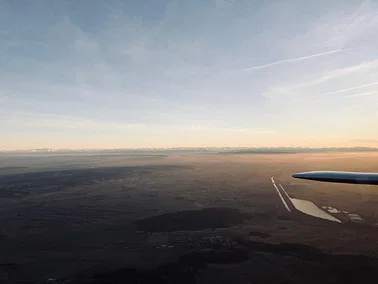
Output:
top-left (1, 152), bottom-right (378, 283)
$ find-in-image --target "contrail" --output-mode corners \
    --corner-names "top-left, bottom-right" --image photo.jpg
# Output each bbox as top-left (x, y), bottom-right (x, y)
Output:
top-left (344, 91), bottom-right (376, 98)
top-left (310, 81), bottom-right (378, 98)
top-left (244, 49), bottom-right (350, 71)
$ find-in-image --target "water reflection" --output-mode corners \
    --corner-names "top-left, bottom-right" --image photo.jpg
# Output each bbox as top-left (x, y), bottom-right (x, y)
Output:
top-left (291, 198), bottom-right (342, 223)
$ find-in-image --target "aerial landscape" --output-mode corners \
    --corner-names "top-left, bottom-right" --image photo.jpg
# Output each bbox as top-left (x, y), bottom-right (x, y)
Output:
top-left (1, 149), bottom-right (378, 283)
top-left (2, 0), bottom-right (378, 283)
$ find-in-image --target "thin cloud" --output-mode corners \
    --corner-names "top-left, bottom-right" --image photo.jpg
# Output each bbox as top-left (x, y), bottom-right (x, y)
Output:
top-left (225, 128), bottom-right (275, 134)
top-left (345, 91), bottom-right (377, 98)
top-left (263, 59), bottom-right (378, 103)
top-left (311, 81), bottom-right (378, 98)
top-left (345, 104), bottom-right (361, 110)
top-left (4, 114), bottom-right (144, 132)
top-left (3, 1), bottom-right (378, 150)
top-left (243, 49), bottom-right (350, 71)
top-left (310, 1), bottom-right (378, 50)
top-left (172, 125), bottom-right (274, 134)
top-left (215, 0), bottom-right (235, 9)
top-left (290, 59), bottom-right (378, 89)
top-left (3, 113), bottom-right (275, 135)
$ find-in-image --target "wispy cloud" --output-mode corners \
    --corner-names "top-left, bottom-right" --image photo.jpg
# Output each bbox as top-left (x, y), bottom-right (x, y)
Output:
top-left (3, 113), bottom-right (274, 136)
top-left (306, 1), bottom-right (378, 50)
top-left (289, 59), bottom-right (378, 89)
top-left (265, 60), bottom-right (378, 102)
top-left (225, 128), bottom-right (274, 134)
top-left (345, 91), bottom-right (377, 98)
top-left (243, 49), bottom-right (350, 71)
top-left (312, 81), bottom-right (378, 98)
top-left (215, 0), bottom-right (235, 9)
top-left (3, 114), bottom-right (143, 132)
top-left (2, 1), bottom-right (378, 149)
top-left (152, 126), bottom-right (275, 135)
top-left (344, 104), bottom-right (361, 111)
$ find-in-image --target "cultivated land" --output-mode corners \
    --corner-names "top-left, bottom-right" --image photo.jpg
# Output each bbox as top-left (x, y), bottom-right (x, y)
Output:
top-left (1, 152), bottom-right (378, 283)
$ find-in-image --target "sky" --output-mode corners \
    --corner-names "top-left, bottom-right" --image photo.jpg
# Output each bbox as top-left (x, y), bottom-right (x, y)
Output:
top-left (1, 0), bottom-right (378, 150)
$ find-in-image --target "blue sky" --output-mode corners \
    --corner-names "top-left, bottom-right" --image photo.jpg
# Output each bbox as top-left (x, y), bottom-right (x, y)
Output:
top-left (1, 0), bottom-right (378, 150)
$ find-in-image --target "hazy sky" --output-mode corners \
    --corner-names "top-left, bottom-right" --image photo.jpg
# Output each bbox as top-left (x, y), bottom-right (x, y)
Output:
top-left (1, 0), bottom-right (378, 150)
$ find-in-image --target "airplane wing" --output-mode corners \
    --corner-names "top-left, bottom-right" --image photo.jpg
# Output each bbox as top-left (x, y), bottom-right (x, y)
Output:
top-left (292, 171), bottom-right (378, 185)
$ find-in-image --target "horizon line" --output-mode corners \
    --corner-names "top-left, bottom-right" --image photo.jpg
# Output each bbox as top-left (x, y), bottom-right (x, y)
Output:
top-left (2, 146), bottom-right (378, 153)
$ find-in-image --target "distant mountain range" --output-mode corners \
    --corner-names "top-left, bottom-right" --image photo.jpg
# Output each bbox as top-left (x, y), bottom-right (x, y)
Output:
top-left (1, 147), bottom-right (378, 154)
top-left (219, 147), bottom-right (378, 154)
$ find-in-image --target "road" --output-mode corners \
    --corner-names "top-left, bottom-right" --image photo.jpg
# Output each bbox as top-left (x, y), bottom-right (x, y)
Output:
top-left (271, 176), bottom-right (295, 212)
top-left (271, 176), bottom-right (342, 223)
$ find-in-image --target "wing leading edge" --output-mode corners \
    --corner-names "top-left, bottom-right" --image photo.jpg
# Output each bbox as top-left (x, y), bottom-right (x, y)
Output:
top-left (292, 171), bottom-right (378, 185)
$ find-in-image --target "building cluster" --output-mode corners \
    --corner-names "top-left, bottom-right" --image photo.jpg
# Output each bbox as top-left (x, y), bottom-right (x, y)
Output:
top-left (44, 278), bottom-right (71, 284)
top-left (348, 213), bottom-right (363, 223)
top-left (156, 244), bottom-right (175, 249)
top-left (322, 205), bottom-right (365, 224)
top-left (173, 235), bottom-right (239, 250)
